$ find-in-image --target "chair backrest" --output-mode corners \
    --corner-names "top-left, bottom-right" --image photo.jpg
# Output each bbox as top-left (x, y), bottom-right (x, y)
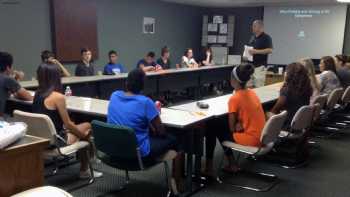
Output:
top-left (341, 86), bottom-right (350, 104)
top-left (326, 88), bottom-right (343, 110)
top-left (13, 110), bottom-right (57, 145)
top-left (313, 94), bottom-right (328, 110)
top-left (260, 111), bottom-right (288, 146)
top-left (91, 120), bottom-right (139, 160)
top-left (290, 105), bottom-right (315, 131)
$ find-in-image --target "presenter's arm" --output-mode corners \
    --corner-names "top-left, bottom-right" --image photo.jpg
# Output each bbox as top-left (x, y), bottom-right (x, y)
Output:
top-left (249, 48), bottom-right (273, 55)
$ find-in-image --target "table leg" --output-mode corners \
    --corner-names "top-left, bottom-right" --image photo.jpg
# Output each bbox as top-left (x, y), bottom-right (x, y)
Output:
top-left (194, 129), bottom-right (204, 185)
top-left (185, 129), bottom-right (194, 193)
top-left (182, 128), bottom-right (206, 197)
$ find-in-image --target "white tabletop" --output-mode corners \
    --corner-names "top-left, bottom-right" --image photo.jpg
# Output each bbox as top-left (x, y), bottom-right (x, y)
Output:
top-left (9, 94), bottom-right (211, 129)
top-left (65, 97), bottom-right (211, 128)
top-left (10, 81), bottom-right (280, 129)
top-left (169, 83), bottom-right (282, 117)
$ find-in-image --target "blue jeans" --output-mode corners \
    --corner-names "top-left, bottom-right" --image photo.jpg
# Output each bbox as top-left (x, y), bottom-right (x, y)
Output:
top-left (142, 133), bottom-right (177, 164)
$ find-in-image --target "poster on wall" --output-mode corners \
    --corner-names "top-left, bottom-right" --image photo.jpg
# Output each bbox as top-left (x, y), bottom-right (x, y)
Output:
top-left (217, 35), bottom-right (227, 44)
top-left (213, 15), bottom-right (224, 24)
top-left (143, 17), bottom-right (155, 34)
top-left (208, 23), bottom-right (218, 32)
top-left (208, 35), bottom-right (217, 43)
top-left (219, 24), bottom-right (228, 34)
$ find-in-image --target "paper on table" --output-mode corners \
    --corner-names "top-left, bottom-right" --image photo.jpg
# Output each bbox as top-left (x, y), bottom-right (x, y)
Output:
top-left (0, 122), bottom-right (27, 149)
top-left (243, 45), bottom-right (253, 62)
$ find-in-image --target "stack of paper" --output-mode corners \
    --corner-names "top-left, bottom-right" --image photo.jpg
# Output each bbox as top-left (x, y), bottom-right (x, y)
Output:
top-left (243, 45), bottom-right (253, 62)
top-left (0, 122), bottom-right (27, 149)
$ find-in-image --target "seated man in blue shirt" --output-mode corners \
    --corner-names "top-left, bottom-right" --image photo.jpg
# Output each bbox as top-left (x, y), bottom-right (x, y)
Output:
top-left (136, 51), bottom-right (162, 72)
top-left (103, 50), bottom-right (126, 75)
top-left (107, 68), bottom-right (183, 192)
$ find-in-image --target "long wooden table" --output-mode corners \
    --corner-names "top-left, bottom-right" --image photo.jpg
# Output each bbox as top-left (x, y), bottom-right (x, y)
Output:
top-left (0, 135), bottom-right (49, 197)
top-left (20, 65), bottom-right (234, 99)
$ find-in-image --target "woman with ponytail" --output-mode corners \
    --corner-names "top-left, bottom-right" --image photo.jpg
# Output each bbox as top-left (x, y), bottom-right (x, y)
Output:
top-left (203, 64), bottom-right (266, 177)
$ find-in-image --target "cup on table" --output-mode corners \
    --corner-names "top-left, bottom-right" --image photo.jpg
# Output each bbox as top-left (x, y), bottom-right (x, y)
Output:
top-left (278, 67), bottom-right (283, 75)
top-left (155, 101), bottom-right (162, 113)
top-left (97, 71), bottom-right (103, 76)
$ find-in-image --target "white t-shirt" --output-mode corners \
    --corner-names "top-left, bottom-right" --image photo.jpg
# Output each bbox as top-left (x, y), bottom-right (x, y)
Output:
top-left (181, 56), bottom-right (197, 67)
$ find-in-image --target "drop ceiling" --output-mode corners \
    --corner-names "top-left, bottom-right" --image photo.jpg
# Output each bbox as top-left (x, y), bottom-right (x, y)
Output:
top-left (161, 0), bottom-right (344, 7)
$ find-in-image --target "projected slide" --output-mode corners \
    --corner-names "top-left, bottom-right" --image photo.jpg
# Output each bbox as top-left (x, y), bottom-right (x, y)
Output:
top-left (264, 5), bottom-right (347, 64)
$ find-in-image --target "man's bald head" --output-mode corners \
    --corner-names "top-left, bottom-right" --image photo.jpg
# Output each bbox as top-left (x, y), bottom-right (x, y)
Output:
top-left (252, 20), bottom-right (264, 35)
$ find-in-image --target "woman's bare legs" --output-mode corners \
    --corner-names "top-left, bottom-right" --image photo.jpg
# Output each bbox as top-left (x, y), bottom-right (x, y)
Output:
top-left (67, 122), bottom-right (92, 172)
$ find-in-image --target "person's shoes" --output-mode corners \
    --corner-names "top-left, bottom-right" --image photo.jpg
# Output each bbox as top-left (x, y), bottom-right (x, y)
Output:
top-left (201, 170), bottom-right (222, 184)
top-left (79, 170), bottom-right (103, 179)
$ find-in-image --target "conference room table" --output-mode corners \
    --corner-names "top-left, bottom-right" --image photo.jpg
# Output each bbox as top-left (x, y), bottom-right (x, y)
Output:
top-left (6, 82), bottom-right (282, 196)
top-left (168, 82), bottom-right (282, 117)
top-left (19, 64), bottom-right (234, 99)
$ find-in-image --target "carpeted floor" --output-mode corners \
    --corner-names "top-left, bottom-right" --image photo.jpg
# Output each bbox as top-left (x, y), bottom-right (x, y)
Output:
top-left (45, 131), bottom-right (350, 197)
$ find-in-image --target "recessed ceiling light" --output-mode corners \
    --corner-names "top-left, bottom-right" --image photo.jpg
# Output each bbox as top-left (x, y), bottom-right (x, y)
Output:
top-left (337, 0), bottom-right (350, 3)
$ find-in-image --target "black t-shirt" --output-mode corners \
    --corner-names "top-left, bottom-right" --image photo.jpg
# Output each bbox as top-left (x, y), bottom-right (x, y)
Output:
top-left (0, 74), bottom-right (21, 115)
top-left (32, 93), bottom-right (64, 134)
top-left (337, 67), bottom-right (350, 88)
top-left (249, 32), bottom-right (273, 67)
top-left (75, 62), bottom-right (96, 76)
top-left (156, 58), bottom-right (171, 69)
top-left (280, 87), bottom-right (310, 129)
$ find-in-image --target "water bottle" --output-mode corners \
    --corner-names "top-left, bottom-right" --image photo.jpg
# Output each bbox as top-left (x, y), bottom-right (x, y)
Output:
top-left (155, 101), bottom-right (162, 113)
top-left (64, 86), bottom-right (72, 97)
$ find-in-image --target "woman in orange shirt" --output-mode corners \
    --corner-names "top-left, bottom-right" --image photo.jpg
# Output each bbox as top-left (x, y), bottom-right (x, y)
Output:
top-left (204, 64), bottom-right (266, 177)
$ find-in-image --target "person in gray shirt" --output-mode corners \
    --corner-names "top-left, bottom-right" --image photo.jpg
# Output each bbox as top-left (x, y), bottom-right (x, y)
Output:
top-left (0, 52), bottom-right (33, 117)
top-left (335, 55), bottom-right (350, 88)
top-left (318, 56), bottom-right (341, 95)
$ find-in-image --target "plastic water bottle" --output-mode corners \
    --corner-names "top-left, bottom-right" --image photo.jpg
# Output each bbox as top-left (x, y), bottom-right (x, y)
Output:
top-left (64, 86), bottom-right (72, 97)
top-left (155, 101), bottom-right (162, 113)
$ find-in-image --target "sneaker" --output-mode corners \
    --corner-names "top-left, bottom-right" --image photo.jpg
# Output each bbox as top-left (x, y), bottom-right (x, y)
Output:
top-left (79, 170), bottom-right (103, 179)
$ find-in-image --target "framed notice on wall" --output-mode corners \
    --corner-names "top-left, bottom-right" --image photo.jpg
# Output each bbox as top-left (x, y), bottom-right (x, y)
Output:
top-left (213, 15), bottom-right (224, 24)
top-left (219, 24), bottom-right (228, 34)
top-left (143, 17), bottom-right (155, 34)
top-left (208, 23), bottom-right (218, 32)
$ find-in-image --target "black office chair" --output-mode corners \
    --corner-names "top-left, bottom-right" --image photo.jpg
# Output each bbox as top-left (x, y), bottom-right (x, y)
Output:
top-left (328, 86), bottom-right (350, 122)
top-left (313, 88), bottom-right (346, 137)
top-left (277, 105), bottom-right (315, 168)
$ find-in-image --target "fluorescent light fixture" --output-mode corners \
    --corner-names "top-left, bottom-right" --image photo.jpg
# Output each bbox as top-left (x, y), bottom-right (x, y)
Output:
top-left (337, 0), bottom-right (350, 2)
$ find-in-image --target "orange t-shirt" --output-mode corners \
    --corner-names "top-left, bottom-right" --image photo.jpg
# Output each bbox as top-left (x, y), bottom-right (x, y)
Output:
top-left (228, 89), bottom-right (265, 147)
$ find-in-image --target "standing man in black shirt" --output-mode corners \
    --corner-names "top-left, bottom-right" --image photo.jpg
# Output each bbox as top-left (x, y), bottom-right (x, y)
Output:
top-left (248, 20), bottom-right (273, 87)
top-left (75, 48), bottom-right (96, 76)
